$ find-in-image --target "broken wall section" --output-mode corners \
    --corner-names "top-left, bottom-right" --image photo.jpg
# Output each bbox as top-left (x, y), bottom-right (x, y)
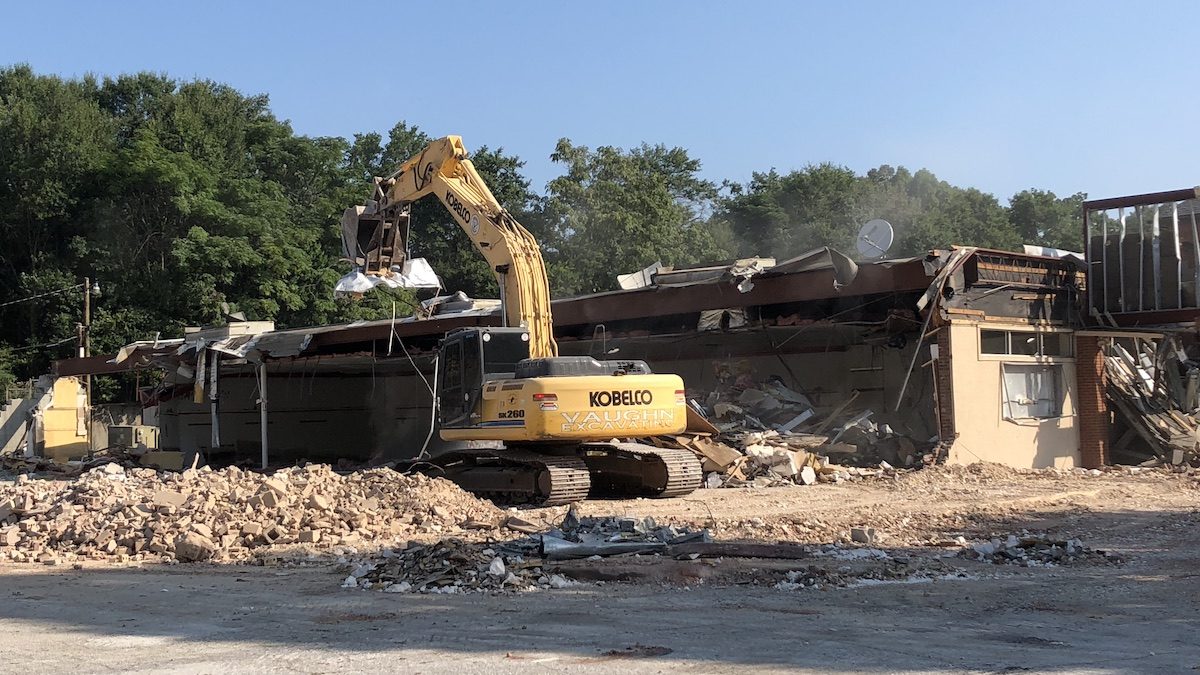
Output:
top-left (929, 249), bottom-right (1084, 469)
top-left (24, 377), bottom-right (90, 463)
top-left (157, 358), bottom-right (445, 465)
top-left (664, 342), bottom-right (936, 446)
top-left (581, 323), bottom-right (940, 478)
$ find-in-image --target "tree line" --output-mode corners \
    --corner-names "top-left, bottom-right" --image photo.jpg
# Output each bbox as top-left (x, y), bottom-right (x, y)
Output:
top-left (0, 65), bottom-right (1084, 391)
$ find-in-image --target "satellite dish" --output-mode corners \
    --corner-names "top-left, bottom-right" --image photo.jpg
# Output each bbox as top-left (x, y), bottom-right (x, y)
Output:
top-left (856, 219), bottom-right (894, 259)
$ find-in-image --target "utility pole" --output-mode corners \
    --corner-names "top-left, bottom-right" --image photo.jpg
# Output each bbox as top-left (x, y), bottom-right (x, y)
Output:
top-left (82, 276), bottom-right (91, 357)
top-left (82, 277), bottom-right (92, 453)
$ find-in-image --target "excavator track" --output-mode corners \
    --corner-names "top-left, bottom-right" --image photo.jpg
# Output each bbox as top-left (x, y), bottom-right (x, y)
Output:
top-left (640, 445), bottom-right (706, 498)
top-left (423, 448), bottom-right (591, 506)
top-left (502, 449), bottom-right (592, 506)
top-left (579, 442), bottom-right (703, 499)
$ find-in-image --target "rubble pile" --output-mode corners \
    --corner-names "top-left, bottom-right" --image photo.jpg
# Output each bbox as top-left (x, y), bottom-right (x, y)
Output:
top-left (1104, 337), bottom-right (1200, 466)
top-left (772, 563), bottom-right (970, 591)
top-left (348, 509), bottom-right (713, 593)
top-left (0, 463), bottom-right (503, 565)
top-left (773, 543), bottom-right (965, 590)
top-left (344, 539), bottom-right (572, 594)
top-left (669, 429), bottom-right (908, 489)
top-left (650, 362), bottom-right (932, 487)
top-left (959, 534), bottom-right (1121, 566)
top-left (1, 447), bottom-right (144, 477)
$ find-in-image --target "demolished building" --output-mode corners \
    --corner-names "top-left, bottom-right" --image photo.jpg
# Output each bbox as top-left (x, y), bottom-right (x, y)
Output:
top-left (1078, 186), bottom-right (1200, 467)
top-left (43, 244), bottom-right (1087, 471)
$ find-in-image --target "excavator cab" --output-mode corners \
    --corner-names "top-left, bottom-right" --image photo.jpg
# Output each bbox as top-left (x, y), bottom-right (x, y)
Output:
top-left (437, 327), bottom-right (530, 428)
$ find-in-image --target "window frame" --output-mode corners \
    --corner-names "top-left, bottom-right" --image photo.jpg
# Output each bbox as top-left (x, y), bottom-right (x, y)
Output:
top-left (978, 326), bottom-right (1075, 363)
top-left (999, 361), bottom-right (1067, 421)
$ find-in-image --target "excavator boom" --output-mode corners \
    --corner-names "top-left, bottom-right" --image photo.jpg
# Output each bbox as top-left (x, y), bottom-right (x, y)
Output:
top-left (342, 136), bottom-right (557, 358)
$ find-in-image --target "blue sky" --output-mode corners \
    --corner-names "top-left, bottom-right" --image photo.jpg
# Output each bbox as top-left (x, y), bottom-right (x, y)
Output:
top-left (2, 1), bottom-right (1194, 202)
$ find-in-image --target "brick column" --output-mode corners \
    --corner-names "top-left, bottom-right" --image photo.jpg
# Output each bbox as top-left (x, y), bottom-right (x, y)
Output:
top-left (1075, 335), bottom-right (1109, 468)
top-left (934, 328), bottom-right (955, 441)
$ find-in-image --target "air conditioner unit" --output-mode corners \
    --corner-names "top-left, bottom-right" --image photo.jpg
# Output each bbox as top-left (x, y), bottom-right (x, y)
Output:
top-left (108, 424), bottom-right (158, 450)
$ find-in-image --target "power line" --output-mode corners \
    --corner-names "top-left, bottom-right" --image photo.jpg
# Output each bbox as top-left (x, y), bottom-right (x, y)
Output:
top-left (6, 335), bottom-right (78, 353)
top-left (0, 283), bottom-right (84, 309)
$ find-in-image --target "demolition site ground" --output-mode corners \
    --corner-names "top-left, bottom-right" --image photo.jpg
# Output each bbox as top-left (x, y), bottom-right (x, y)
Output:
top-left (1, 465), bottom-right (1199, 673)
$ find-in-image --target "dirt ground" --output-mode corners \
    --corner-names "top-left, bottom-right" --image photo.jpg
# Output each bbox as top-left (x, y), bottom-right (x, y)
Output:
top-left (2, 465), bottom-right (1199, 673)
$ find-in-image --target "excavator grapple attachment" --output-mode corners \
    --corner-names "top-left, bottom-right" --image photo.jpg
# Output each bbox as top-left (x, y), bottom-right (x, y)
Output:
top-left (340, 203), bottom-right (408, 276)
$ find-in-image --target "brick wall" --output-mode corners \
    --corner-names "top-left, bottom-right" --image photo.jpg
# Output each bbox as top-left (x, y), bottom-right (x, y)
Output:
top-left (1075, 335), bottom-right (1109, 468)
top-left (934, 327), bottom-right (955, 441)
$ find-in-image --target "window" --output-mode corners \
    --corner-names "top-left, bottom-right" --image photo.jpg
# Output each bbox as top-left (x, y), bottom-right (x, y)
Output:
top-left (1012, 333), bottom-right (1040, 356)
top-left (980, 329), bottom-right (1073, 358)
top-left (482, 331), bottom-right (530, 376)
top-left (1001, 363), bottom-right (1064, 419)
top-left (441, 342), bottom-right (463, 394)
top-left (1041, 332), bottom-right (1073, 357)
top-left (439, 341), bottom-right (468, 427)
top-left (981, 330), bottom-right (1008, 354)
top-left (462, 332), bottom-right (482, 390)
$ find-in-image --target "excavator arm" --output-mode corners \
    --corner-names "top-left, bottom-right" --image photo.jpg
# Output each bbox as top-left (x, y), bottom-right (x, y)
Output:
top-left (342, 136), bottom-right (558, 358)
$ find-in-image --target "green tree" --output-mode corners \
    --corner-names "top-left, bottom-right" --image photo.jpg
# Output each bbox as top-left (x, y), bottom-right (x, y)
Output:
top-left (0, 66), bottom-right (113, 373)
top-left (719, 164), bottom-right (863, 258)
top-left (0, 67), bottom-right (404, 384)
top-left (543, 139), bottom-right (725, 295)
top-left (719, 163), bottom-right (1021, 259)
top-left (1008, 189), bottom-right (1085, 251)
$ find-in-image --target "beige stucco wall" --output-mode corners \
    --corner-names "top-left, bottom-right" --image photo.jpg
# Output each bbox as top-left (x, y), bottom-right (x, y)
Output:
top-left (40, 376), bottom-right (89, 462)
top-left (946, 321), bottom-right (1080, 469)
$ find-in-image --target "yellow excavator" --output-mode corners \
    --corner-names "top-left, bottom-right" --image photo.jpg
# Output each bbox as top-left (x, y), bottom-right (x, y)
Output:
top-left (342, 136), bottom-right (701, 504)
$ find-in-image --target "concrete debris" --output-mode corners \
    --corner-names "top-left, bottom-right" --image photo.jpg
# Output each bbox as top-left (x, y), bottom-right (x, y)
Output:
top-left (959, 533), bottom-right (1121, 566)
top-left (654, 426), bottom-right (910, 489)
top-left (487, 557), bottom-right (506, 577)
top-left (542, 513), bottom-right (712, 560)
top-left (352, 538), bottom-right (550, 593)
top-left (173, 532), bottom-right (218, 562)
top-left (349, 509), bottom-right (716, 593)
top-left (850, 527), bottom-right (876, 544)
top-left (647, 364), bottom-right (934, 488)
top-left (502, 515), bottom-right (546, 534)
top-left (1, 444), bottom-right (187, 477)
top-left (798, 466), bottom-right (818, 486)
top-left (773, 549), bottom-right (963, 591)
top-left (547, 573), bottom-right (578, 589)
top-left (0, 462), bottom-right (502, 564)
